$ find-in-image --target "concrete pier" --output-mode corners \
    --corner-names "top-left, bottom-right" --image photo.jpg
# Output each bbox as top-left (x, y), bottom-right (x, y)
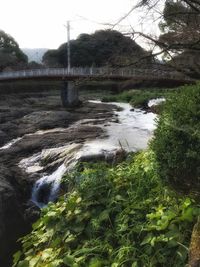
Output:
top-left (61, 81), bottom-right (79, 107)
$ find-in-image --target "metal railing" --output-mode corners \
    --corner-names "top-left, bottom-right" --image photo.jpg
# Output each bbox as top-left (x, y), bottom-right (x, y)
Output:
top-left (0, 67), bottom-right (191, 81)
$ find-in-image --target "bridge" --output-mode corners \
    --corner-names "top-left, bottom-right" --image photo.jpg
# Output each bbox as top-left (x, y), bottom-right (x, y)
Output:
top-left (0, 67), bottom-right (193, 107)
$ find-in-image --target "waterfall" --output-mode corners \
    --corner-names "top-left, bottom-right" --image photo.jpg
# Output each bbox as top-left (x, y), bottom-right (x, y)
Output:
top-left (31, 163), bottom-right (67, 208)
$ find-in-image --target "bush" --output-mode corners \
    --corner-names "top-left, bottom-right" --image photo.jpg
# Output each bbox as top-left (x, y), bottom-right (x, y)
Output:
top-left (151, 83), bottom-right (200, 189)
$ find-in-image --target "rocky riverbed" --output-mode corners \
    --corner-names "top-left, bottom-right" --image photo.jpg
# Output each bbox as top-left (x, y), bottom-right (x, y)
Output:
top-left (0, 90), bottom-right (117, 267)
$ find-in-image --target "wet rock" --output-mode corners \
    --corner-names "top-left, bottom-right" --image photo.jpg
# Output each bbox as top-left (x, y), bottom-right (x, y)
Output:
top-left (37, 182), bottom-right (53, 205)
top-left (24, 201), bottom-right (40, 223)
top-left (0, 167), bottom-right (29, 267)
top-left (112, 118), bottom-right (119, 123)
top-left (0, 130), bottom-right (7, 146)
top-left (79, 148), bottom-right (127, 165)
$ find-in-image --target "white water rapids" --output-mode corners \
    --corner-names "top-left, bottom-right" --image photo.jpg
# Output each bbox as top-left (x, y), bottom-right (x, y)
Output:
top-left (1, 100), bottom-right (161, 208)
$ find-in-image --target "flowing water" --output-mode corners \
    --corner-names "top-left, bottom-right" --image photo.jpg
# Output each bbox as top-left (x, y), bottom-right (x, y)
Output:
top-left (3, 100), bottom-right (160, 207)
top-left (0, 128), bottom-right (67, 151)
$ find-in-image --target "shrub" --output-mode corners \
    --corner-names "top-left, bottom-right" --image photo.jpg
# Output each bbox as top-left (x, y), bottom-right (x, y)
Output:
top-left (151, 83), bottom-right (200, 189)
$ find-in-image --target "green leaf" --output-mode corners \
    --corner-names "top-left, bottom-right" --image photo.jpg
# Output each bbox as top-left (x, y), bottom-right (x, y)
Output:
top-left (63, 255), bottom-right (75, 266)
top-left (17, 260), bottom-right (29, 267)
top-left (13, 251), bottom-right (22, 265)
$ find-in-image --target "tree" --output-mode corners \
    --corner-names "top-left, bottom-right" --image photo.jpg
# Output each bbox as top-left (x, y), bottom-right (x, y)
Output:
top-left (0, 30), bottom-right (28, 71)
top-left (130, 0), bottom-right (200, 77)
top-left (158, 0), bottom-right (200, 77)
top-left (43, 29), bottom-right (151, 68)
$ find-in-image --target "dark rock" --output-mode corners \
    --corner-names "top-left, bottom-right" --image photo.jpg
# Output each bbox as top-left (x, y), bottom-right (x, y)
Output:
top-left (0, 130), bottom-right (7, 146)
top-left (0, 167), bottom-right (29, 267)
top-left (24, 201), bottom-right (40, 223)
top-left (36, 182), bottom-right (52, 205)
top-left (112, 118), bottom-right (119, 123)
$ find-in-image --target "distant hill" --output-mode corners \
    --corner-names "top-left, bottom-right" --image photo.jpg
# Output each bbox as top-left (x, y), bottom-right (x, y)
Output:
top-left (22, 48), bottom-right (48, 63)
top-left (43, 30), bottom-right (152, 68)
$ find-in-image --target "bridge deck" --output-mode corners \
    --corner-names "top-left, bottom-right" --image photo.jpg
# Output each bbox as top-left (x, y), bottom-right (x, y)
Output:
top-left (0, 67), bottom-right (193, 83)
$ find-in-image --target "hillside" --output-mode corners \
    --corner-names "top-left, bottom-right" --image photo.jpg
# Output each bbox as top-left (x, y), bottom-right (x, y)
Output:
top-left (22, 48), bottom-right (48, 63)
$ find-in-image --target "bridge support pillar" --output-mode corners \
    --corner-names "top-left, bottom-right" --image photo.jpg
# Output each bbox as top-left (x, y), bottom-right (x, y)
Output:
top-left (61, 81), bottom-right (79, 108)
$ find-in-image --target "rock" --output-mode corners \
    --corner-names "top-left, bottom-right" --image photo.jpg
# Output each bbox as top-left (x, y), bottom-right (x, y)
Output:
top-left (36, 182), bottom-right (53, 205)
top-left (24, 201), bottom-right (40, 223)
top-left (0, 168), bottom-right (29, 267)
top-left (0, 130), bottom-right (7, 146)
top-left (78, 148), bottom-right (126, 165)
top-left (188, 217), bottom-right (200, 267)
top-left (112, 118), bottom-right (119, 123)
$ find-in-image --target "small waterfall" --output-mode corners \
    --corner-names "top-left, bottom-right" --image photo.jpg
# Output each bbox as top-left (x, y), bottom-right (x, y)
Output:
top-left (31, 163), bottom-right (67, 208)
top-left (25, 143), bottom-right (82, 207)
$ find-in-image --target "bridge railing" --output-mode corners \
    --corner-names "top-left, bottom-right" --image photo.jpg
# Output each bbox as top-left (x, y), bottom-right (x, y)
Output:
top-left (0, 67), bottom-right (191, 81)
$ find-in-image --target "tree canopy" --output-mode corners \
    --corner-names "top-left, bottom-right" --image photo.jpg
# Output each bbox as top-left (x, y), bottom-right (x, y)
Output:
top-left (43, 30), bottom-right (151, 68)
top-left (159, 0), bottom-right (200, 77)
top-left (0, 30), bottom-right (28, 71)
top-left (133, 0), bottom-right (200, 77)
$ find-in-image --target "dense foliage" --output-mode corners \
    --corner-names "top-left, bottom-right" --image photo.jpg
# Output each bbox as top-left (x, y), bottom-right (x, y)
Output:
top-left (42, 30), bottom-right (150, 67)
top-left (151, 83), bottom-right (200, 189)
top-left (13, 151), bottom-right (200, 267)
top-left (0, 30), bottom-right (28, 71)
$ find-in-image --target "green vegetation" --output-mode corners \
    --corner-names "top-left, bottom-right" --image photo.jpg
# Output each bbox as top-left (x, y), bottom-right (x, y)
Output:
top-left (43, 30), bottom-right (151, 68)
top-left (101, 88), bottom-right (177, 108)
top-left (151, 83), bottom-right (200, 189)
top-left (13, 151), bottom-right (200, 267)
top-left (13, 83), bottom-right (200, 266)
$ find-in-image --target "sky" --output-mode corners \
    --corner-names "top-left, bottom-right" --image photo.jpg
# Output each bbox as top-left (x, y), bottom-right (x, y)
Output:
top-left (0, 0), bottom-right (161, 49)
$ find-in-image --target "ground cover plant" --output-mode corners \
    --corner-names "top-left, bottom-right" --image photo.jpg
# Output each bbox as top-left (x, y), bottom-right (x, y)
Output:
top-left (13, 150), bottom-right (200, 267)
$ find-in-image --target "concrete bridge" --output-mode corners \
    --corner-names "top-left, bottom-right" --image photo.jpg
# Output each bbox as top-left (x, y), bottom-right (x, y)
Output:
top-left (0, 67), bottom-right (193, 107)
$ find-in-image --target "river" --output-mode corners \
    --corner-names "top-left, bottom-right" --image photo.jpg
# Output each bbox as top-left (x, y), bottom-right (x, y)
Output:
top-left (6, 100), bottom-right (158, 207)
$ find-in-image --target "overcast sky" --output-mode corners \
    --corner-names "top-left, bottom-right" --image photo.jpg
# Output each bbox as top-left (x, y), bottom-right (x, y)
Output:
top-left (0, 0), bottom-right (161, 49)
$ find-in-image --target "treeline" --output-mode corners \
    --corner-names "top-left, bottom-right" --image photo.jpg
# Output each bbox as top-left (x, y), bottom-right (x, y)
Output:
top-left (0, 30), bottom-right (28, 71)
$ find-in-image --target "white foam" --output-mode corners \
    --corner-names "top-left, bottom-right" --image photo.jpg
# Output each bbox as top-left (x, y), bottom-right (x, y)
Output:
top-left (148, 98), bottom-right (166, 107)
